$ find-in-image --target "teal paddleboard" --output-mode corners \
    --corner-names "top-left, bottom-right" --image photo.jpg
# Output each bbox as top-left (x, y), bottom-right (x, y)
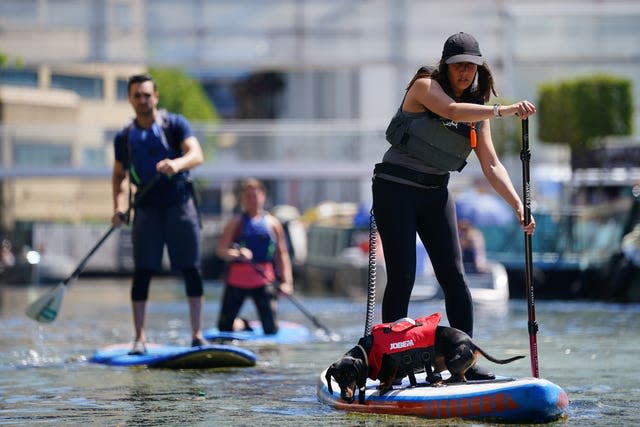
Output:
top-left (204, 320), bottom-right (312, 345)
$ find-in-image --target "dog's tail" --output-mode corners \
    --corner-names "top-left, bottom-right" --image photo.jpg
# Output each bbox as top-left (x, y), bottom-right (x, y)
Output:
top-left (474, 345), bottom-right (525, 365)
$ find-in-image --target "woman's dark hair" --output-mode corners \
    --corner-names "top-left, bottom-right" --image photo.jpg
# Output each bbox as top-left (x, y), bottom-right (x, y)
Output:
top-left (406, 60), bottom-right (497, 104)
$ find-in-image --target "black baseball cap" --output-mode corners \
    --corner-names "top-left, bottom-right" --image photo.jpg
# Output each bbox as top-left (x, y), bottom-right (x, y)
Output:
top-left (442, 32), bottom-right (484, 65)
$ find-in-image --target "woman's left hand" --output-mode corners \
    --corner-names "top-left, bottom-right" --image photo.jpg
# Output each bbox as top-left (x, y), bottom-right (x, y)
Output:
top-left (278, 281), bottom-right (293, 296)
top-left (523, 214), bottom-right (536, 235)
top-left (516, 205), bottom-right (536, 235)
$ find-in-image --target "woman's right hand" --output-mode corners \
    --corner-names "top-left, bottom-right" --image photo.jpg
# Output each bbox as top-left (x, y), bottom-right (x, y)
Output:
top-left (237, 247), bottom-right (253, 261)
top-left (112, 211), bottom-right (128, 227)
top-left (230, 245), bottom-right (253, 262)
top-left (504, 100), bottom-right (536, 119)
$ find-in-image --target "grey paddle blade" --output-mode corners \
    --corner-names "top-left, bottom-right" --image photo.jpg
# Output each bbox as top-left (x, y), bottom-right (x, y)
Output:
top-left (25, 283), bottom-right (65, 323)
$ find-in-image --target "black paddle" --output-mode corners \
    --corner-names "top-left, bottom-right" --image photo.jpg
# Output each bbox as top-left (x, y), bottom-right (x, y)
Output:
top-left (520, 118), bottom-right (540, 378)
top-left (26, 174), bottom-right (162, 323)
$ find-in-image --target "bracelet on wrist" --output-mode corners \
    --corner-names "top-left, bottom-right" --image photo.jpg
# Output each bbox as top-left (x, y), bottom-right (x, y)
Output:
top-left (493, 103), bottom-right (502, 118)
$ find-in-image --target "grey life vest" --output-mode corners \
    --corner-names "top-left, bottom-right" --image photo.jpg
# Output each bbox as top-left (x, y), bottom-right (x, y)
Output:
top-left (385, 107), bottom-right (482, 172)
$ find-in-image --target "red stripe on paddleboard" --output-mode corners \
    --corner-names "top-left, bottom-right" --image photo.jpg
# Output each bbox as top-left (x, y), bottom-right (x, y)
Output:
top-left (507, 393), bottom-right (519, 410)
top-left (471, 396), bottom-right (482, 416)
top-left (439, 399), bottom-right (449, 417)
top-left (482, 395), bottom-right (493, 413)
top-left (428, 400), bottom-right (438, 417)
top-left (460, 397), bottom-right (471, 417)
top-left (495, 391), bottom-right (506, 412)
top-left (449, 399), bottom-right (460, 417)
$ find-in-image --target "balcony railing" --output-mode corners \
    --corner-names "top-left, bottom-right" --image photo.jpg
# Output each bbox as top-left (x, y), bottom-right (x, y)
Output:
top-left (0, 120), bottom-right (388, 180)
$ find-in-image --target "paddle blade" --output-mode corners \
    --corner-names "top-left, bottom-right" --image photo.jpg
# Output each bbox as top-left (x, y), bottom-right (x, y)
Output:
top-left (25, 283), bottom-right (66, 323)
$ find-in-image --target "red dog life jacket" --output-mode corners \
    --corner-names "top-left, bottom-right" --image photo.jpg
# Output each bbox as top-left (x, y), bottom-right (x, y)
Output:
top-left (367, 313), bottom-right (441, 379)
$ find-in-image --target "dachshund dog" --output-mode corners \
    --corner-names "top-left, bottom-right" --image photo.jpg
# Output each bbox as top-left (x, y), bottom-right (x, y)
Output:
top-left (325, 320), bottom-right (525, 404)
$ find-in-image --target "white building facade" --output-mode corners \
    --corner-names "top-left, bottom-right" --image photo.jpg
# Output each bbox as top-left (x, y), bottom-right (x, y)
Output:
top-left (1, 0), bottom-right (639, 219)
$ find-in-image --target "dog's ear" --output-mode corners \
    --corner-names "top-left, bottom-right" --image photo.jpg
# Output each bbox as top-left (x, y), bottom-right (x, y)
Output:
top-left (325, 366), bottom-right (336, 394)
top-left (353, 358), bottom-right (368, 387)
top-left (358, 335), bottom-right (373, 353)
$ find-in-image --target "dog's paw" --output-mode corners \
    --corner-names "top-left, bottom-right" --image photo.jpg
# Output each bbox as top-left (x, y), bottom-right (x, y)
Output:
top-left (377, 383), bottom-right (393, 396)
top-left (444, 375), bottom-right (467, 384)
top-left (425, 372), bottom-right (442, 384)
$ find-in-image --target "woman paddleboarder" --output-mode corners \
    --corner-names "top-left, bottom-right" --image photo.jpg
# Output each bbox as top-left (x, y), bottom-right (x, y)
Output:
top-left (372, 32), bottom-right (536, 380)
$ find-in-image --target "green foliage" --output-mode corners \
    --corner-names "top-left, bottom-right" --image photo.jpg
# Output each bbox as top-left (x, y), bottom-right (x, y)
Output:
top-left (490, 97), bottom-right (519, 156)
top-left (0, 52), bottom-right (25, 68)
top-left (148, 67), bottom-right (219, 122)
top-left (538, 74), bottom-right (633, 152)
top-left (148, 67), bottom-right (220, 161)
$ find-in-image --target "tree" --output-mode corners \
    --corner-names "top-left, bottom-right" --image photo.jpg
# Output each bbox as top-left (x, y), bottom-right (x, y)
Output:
top-left (538, 74), bottom-right (633, 153)
top-left (148, 68), bottom-right (219, 161)
top-left (489, 97), bottom-right (519, 157)
top-left (148, 67), bottom-right (219, 122)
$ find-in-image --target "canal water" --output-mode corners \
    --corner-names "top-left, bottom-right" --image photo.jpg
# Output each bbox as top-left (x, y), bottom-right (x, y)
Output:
top-left (1, 277), bottom-right (639, 426)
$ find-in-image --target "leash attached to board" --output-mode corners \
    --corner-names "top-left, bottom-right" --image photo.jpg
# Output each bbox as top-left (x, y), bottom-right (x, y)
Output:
top-left (364, 206), bottom-right (378, 337)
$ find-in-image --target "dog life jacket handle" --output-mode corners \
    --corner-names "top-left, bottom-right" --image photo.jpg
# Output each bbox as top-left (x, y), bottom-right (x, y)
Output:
top-left (355, 344), bottom-right (369, 368)
top-left (384, 317), bottom-right (423, 333)
top-left (391, 317), bottom-right (415, 326)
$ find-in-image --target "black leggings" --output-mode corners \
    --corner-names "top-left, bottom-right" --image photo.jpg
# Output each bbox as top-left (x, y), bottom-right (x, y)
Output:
top-left (217, 285), bottom-right (278, 334)
top-left (131, 268), bottom-right (204, 301)
top-left (372, 177), bottom-right (474, 336)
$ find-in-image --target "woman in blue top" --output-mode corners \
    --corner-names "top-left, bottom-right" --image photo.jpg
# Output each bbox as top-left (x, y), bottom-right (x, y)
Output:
top-left (373, 33), bottom-right (536, 379)
top-left (112, 73), bottom-right (207, 355)
top-left (215, 178), bottom-right (293, 334)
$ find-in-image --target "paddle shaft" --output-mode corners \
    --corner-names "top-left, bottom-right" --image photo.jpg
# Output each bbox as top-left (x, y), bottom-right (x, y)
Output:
top-left (62, 174), bottom-right (162, 287)
top-left (62, 226), bottom-right (116, 285)
top-left (279, 289), bottom-right (332, 336)
top-left (231, 247), bottom-right (333, 335)
top-left (520, 118), bottom-right (540, 378)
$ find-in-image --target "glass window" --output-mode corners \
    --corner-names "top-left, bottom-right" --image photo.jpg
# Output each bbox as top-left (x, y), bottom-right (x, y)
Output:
top-left (0, 0), bottom-right (38, 23)
top-left (112, 2), bottom-right (132, 32)
top-left (51, 74), bottom-right (104, 99)
top-left (13, 143), bottom-right (72, 167)
top-left (46, 0), bottom-right (88, 27)
top-left (0, 68), bottom-right (38, 87)
top-left (116, 78), bottom-right (129, 100)
top-left (82, 147), bottom-right (105, 167)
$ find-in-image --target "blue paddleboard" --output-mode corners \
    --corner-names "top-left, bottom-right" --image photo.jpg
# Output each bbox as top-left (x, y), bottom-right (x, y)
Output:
top-left (203, 320), bottom-right (312, 345)
top-left (90, 343), bottom-right (256, 369)
top-left (318, 369), bottom-right (568, 423)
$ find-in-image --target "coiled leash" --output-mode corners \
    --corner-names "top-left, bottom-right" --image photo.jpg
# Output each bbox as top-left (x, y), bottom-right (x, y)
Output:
top-left (364, 206), bottom-right (378, 337)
